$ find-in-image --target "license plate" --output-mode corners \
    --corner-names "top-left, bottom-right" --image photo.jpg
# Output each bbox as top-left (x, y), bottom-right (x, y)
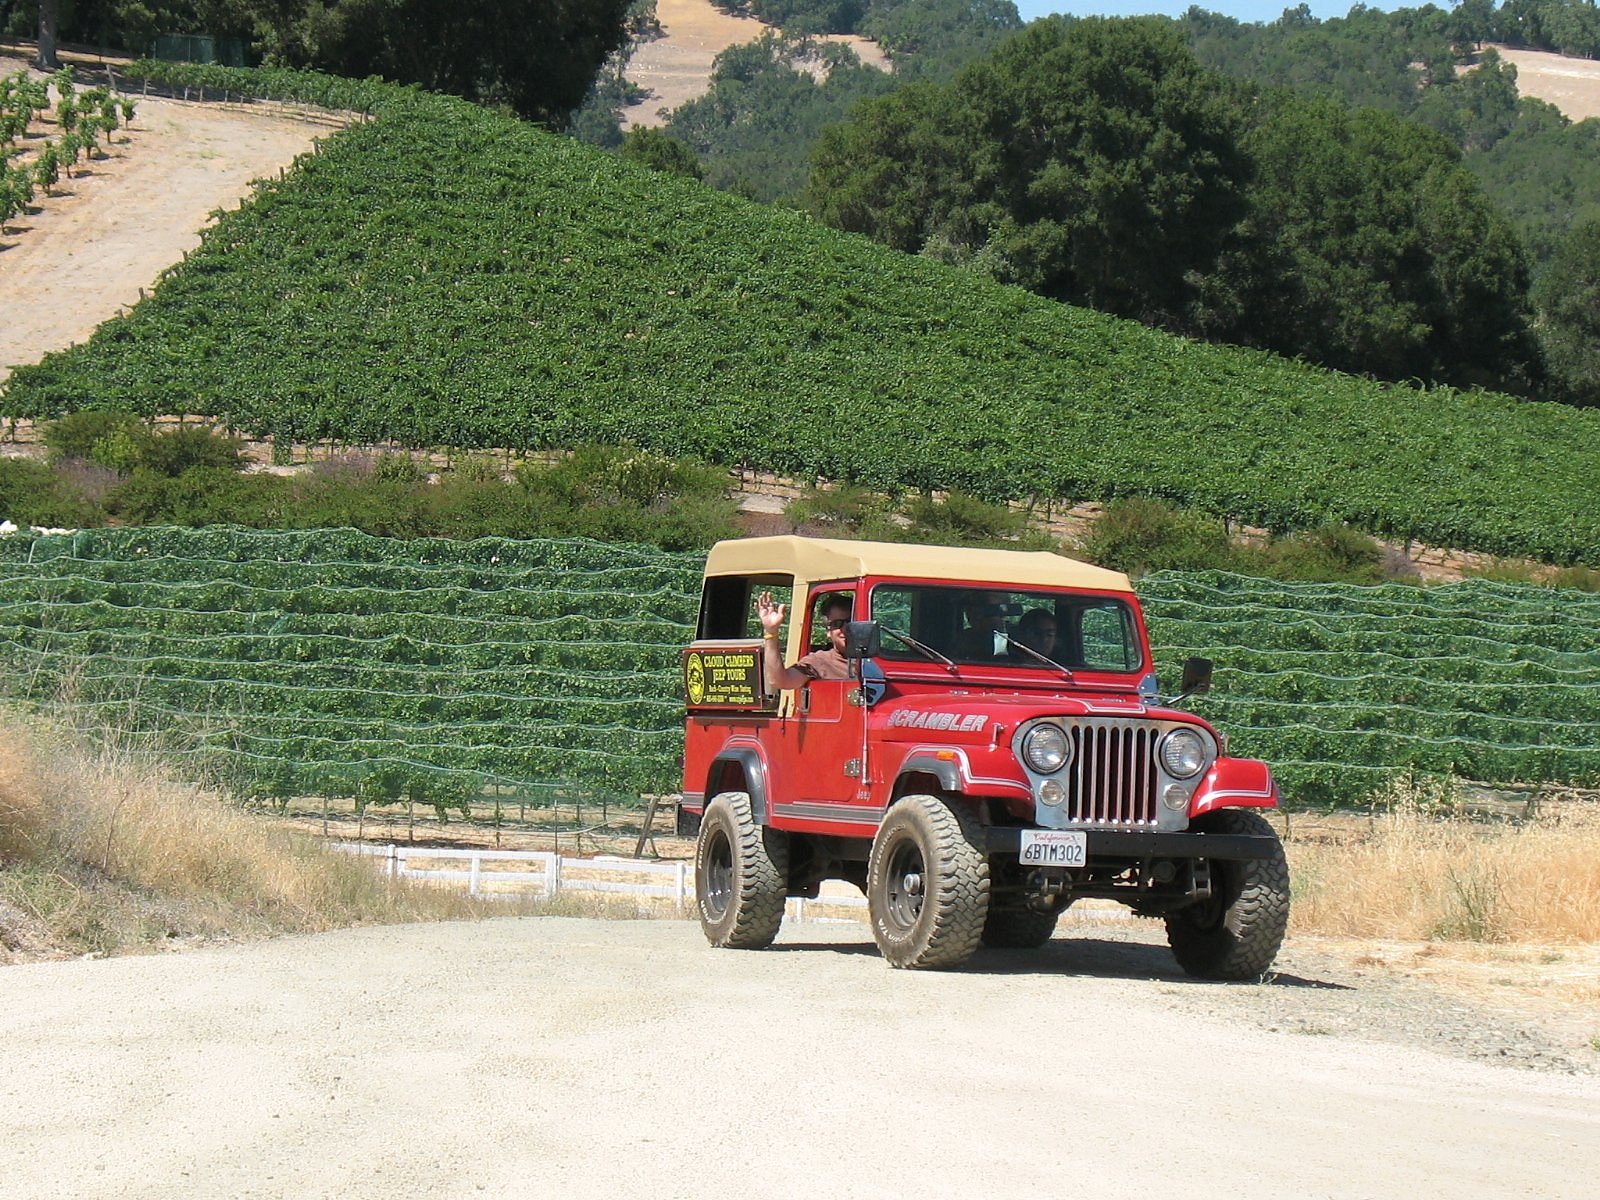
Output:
top-left (1019, 830), bottom-right (1087, 868)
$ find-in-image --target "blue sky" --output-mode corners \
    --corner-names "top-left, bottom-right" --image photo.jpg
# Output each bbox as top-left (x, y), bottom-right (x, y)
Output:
top-left (1013, 1), bottom-right (1397, 24)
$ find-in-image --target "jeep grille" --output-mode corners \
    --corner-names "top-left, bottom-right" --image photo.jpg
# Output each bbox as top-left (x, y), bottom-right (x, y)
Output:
top-left (1063, 720), bottom-right (1159, 826)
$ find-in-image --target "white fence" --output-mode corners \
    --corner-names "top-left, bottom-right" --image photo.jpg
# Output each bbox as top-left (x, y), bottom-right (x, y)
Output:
top-left (332, 842), bottom-right (869, 922)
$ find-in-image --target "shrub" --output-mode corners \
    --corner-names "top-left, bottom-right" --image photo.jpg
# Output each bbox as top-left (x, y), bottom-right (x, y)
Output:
top-left (371, 452), bottom-right (428, 484)
top-left (0, 458), bottom-right (104, 527)
top-left (1259, 522), bottom-right (1384, 583)
top-left (108, 467), bottom-right (288, 526)
top-left (41, 409), bottom-right (146, 468)
top-left (786, 483), bottom-right (900, 537)
top-left (618, 127), bottom-right (704, 179)
top-left (136, 426), bottom-right (245, 476)
top-left (451, 454), bottom-right (506, 485)
top-left (1082, 497), bottom-right (1239, 574)
top-left (899, 490), bottom-right (1055, 549)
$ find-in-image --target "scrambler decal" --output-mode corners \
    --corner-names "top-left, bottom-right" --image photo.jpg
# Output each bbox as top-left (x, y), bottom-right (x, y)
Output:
top-left (888, 711), bottom-right (987, 732)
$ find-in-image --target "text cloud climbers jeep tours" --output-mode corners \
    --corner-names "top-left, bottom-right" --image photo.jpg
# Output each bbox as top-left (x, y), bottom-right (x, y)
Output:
top-left (679, 536), bottom-right (1290, 974)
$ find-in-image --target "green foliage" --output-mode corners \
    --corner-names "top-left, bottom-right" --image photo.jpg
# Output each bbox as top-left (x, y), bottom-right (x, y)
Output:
top-left (752, 0), bottom-right (864, 36)
top-left (1236, 92), bottom-right (1539, 393)
top-left (1466, 97), bottom-right (1600, 267)
top-left (137, 426), bottom-right (245, 476)
top-left (898, 490), bottom-right (1052, 549)
top-left (785, 483), bottom-right (901, 538)
top-left (370, 452), bottom-right (427, 484)
top-left (6, 71), bottom-right (1600, 563)
top-left (1138, 569), bottom-right (1600, 803)
top-left (1083, 498), bottom-right (1241, 577)
top-left (1086, 500), bottom-right (1385, 583)
top-left (1531, 214), bottom-right (1600, 407)
top-left (42, 410), bottom-right (147, 467)
top-left (812, 17), bottom-right (1253, 330)
top-left (288, 0), bottom-right (632, 124)
top-left (43, 414), bottom-right (243, 477)
top-left (859, 0), bottom-right (1022, 79)
top-left (1181, 4), bottom-right (1454, 116)
top-left (0, 458), bottom-right (105, 528)
top-left (667, 32), bottom-right (897, 203)
top-left (1260, 523), bottom-right (1385, 585)
top-left (617, 126), bottom-right (703, 179)
top-left (0, 528), bottom-right (704, 802)
top-left (515, 446), bottom-right (743, 549)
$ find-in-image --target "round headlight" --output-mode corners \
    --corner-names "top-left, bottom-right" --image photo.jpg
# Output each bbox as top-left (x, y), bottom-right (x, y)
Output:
top-left (1023, 724), bottom-right (1071, 774)
top-left (1159, 728), bottom-right (1208, 779)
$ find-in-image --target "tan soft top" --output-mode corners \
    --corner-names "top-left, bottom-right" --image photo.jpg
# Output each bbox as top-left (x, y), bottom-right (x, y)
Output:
top-left (703, 535), bottom-right (1134, 595)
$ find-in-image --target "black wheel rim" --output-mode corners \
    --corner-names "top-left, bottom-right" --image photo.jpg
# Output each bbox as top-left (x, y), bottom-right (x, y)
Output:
top-left (703, 829), bottom-right (733, 922)
top-left (882, 837), bottom-right (926, 932)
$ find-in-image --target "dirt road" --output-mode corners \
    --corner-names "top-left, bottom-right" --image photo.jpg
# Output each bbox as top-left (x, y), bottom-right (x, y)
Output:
top-left (1, 917), bottom-right (1595, 1199)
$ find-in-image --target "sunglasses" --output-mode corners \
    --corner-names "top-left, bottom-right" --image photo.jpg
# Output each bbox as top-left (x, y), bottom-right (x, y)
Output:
top-left (826, 618), bottom-right (850, 630)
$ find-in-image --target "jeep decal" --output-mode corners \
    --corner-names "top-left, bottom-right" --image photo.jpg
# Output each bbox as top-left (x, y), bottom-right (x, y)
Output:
top-left (888, 711), bottom-right (987, 732)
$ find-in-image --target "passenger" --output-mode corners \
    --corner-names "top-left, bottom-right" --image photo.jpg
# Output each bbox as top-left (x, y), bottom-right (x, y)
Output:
top-left (1011, 608), bottom-right (1061, 661)
top-left (757, 591), bottom-right (853, 688)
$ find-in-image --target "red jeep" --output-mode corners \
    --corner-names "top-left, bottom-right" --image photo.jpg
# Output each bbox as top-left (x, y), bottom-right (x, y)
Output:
top-left (680, 536), bottom-right (1289, 975)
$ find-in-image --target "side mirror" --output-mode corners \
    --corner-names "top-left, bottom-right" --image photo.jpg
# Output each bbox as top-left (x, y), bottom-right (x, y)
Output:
top-left (1178, 656), bottom-right (1213, 699)
top-left (843, 620), bottom-right (882, 660)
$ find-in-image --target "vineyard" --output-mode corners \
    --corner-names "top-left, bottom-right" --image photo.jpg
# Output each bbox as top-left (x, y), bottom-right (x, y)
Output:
top-left (1137, 572), bottom-right (1600, 803)
top-left (1, 69), bottom-right (134, 225)
top-left (0, 527), bottom-right (1595, 812)
top-left (2, 64), bottom-right (1600, 564)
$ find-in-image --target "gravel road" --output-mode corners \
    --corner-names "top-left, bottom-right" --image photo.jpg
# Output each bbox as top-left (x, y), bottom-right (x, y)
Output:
top-left (2, 917), bottom-right (1596, 1199)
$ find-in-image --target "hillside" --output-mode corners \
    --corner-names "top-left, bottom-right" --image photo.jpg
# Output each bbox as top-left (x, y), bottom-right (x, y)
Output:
top-left (1489, 43), bottom-right (1600, 121)
top-left (0, 51), bottom-right (333, 384)
top-left (4, 71), bottom-right (1600, 566)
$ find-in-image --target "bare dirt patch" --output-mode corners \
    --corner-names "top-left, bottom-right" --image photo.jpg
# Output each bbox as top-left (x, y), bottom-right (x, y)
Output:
top-left (621, 0), bottom-right (887, 129)
top-left (0, 50), bottom-right (341, 383)
top-left (1491, 44), bottom-right (1600, 122)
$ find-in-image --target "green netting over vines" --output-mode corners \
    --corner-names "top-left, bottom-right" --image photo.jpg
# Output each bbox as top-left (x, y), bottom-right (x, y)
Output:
top-left (1137, 571), bottom-right (1600, 804)
top-left (0, 528), bottom-right (1596, 808)
top-left (0, 527), bottom-right (702, 808)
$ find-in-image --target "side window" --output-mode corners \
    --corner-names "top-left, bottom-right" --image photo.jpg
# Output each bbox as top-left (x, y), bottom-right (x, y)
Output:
top-left (805, 589), bottom-right (855, 649)
top-left (698, 575), bottom-right (792, 640)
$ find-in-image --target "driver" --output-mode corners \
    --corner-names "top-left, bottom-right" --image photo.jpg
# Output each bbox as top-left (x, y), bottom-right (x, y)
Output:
top-left (757, 591), bottom-right (853, 688)
top-left (954, 591), bottom-right (1010, 659)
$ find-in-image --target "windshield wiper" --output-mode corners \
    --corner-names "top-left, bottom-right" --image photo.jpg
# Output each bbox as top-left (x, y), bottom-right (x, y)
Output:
top-left (999, 633), bottom-right (1076, 682)
top-left (881, 626), bottom-right (959, 674)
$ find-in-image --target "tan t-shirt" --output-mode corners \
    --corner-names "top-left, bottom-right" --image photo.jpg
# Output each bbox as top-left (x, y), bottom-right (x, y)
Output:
top-left (795, 647), bottom-right (851, 680)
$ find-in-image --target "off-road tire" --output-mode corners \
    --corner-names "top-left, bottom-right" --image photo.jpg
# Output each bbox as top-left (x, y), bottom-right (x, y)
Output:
top-left (867, 794), bottom-right (989, 969)
top-left (980, 904), bottom-right (1060, 950)
top-left (695, 791), bottom-right (788, 950)
top-left (1165, 809), bottom-right (1290, 981)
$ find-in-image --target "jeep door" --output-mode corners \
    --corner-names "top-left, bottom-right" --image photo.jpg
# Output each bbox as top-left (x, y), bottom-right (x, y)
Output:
top-left (765, 585), bottom-right (873, 831)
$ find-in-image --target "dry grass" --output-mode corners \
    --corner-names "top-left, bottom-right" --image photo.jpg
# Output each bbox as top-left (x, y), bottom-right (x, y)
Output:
top-left (0, 709), bottom-right (533, 962)
top-left (1287, 776), bottom-right (1600, 944)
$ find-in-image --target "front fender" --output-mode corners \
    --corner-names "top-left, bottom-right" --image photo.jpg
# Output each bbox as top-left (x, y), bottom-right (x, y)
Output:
top-left (1190, 756), bottom-right (1278, 817)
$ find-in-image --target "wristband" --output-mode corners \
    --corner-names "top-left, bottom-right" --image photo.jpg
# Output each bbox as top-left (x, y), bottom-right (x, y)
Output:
top-left (763, 632), bottom-right (780, 640)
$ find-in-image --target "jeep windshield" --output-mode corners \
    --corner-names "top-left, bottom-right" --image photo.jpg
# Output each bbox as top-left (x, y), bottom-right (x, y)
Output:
top-left (869, 583), bottom-right (1143, 674)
